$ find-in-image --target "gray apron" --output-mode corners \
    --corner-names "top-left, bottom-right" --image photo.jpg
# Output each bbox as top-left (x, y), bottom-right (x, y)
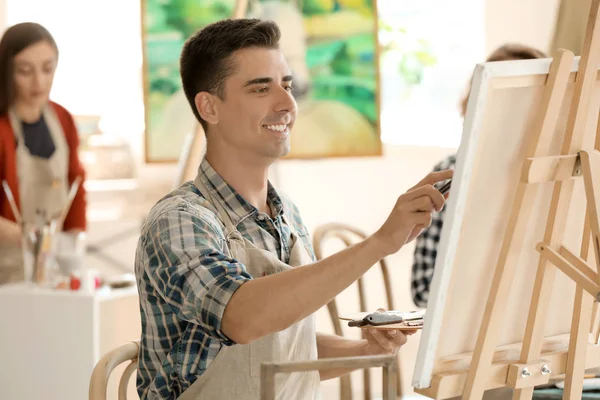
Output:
top-left (0, 106), bottom-right (69, 284)
top-left (178, 174), bottom-right (321, 399)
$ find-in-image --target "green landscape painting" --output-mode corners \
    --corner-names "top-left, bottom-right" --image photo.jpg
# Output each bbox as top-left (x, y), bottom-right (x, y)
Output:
top-left (142, 0), bottom-right (381, 161)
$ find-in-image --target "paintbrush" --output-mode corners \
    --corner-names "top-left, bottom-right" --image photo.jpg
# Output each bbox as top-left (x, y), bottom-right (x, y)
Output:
top-left (55, 176), bottom-right (82, 227)
top-left (1, 180), bottom-right (22, 224)
top-left (2, 180), bottom-right (37, 248)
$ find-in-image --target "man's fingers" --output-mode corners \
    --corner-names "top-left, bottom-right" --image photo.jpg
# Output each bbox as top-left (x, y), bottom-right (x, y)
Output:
top-left (407, 224), bottom-right (426, 243)
top-left (404, 186), bottom-right (445, 212)
top-left (413, 196), bottom-right (435, 212)
top-left (386, 330), bottom-right (408, 346)
top-left (416, 169), bottom-right (453, 188)
top-left (369, 329), bottom-right (394, 352)
top-left (412, 211), bottom-right (432, 228)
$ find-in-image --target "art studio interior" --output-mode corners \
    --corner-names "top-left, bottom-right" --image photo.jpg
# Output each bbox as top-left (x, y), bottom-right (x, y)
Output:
top-left (1, 0), bottom-right (599, 399)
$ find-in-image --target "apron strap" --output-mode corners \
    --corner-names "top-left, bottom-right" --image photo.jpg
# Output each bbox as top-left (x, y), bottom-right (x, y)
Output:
top-left (280, 213), bottom-right (300, 243)
top-left (8, 105), bottom-right (68, 156)
top-left (193, 172), bottom-right (239, 236)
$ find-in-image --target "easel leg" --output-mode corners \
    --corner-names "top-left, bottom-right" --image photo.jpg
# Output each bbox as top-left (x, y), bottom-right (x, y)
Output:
top-left (512, 256), bottom-right (560, 400)
top-left (233, 0), bottom-right (249, 18)
top-left (564, 286), bottom-right (594, 398)
top-left (591, 301), bottom-right (599, 343)
top-left (513, 172), bottom-right (583, 400)
top-left (562, 145), bottom-right (600, 397)
top-left (580, 150), bottom-right (600, 266)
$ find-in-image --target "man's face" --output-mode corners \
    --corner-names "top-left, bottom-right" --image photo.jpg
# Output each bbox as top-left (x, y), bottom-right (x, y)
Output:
top-left (211, 47), bottom-right (297, 161)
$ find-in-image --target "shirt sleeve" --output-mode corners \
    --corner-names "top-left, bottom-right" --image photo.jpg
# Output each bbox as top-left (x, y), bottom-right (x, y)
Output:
top-left (142, 207), bottom-right (252, 343)
top-left (59, 107), bottom-right (87, 232)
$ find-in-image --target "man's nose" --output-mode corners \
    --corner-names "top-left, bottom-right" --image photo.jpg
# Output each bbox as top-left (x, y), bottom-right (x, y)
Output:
top-left (275, 86), bottom-right (297, 113)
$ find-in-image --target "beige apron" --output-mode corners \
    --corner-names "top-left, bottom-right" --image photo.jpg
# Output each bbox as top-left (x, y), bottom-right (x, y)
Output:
top-left (0, 106), bottom-right (69, 284)
top-left (178, 175), bottom-right (321, 400)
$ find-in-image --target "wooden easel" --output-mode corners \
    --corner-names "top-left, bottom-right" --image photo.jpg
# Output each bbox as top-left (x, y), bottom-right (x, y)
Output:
top-left (416, 1), bottom-right (600, 399)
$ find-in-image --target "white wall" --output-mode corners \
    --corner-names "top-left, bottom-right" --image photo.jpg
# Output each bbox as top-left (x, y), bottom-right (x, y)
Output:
top-left (0, 0), bottom-right (6, 32)
top-left (485, 0), bottom-right (561, 54)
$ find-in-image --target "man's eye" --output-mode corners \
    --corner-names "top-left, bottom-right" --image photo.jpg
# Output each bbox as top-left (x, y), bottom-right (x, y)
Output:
top-left (285, 86), bottom-right (294, 92)
top-left (255, 87), bottom-right (269, 93)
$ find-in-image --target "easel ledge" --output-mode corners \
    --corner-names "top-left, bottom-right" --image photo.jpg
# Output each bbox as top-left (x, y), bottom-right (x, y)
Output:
top-left (416, 340), bottom-right (600, 399)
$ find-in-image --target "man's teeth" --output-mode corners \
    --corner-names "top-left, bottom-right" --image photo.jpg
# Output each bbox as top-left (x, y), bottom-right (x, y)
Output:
top-left (264, 124), bottom-right (287, 132)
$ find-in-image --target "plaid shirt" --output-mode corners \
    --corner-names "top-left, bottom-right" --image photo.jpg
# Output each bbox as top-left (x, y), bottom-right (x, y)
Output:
top-left (411, 154), bottom-right (456, 308)
top-left (134, 158), bottom-right (315, 400)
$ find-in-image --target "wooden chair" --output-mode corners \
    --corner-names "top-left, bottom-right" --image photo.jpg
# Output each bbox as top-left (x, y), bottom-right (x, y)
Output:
top-left (313, 223), bottom-right (401, 400)
top-left (89, 341), bottom-right (139, 400)
top-left (261, 354), bottom-right (398, 400)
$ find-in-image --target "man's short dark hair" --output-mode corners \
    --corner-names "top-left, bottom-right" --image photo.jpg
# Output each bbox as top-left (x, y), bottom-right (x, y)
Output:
top-left (180, 18), bottom-right (281, 131)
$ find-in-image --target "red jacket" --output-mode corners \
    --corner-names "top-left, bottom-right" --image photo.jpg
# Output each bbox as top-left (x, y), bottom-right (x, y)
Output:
top-left (0, 101), bottom-right (87, 231)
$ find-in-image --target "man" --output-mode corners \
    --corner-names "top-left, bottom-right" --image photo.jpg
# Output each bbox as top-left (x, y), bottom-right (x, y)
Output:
top-left (135, 18), bottom-right (452, 400)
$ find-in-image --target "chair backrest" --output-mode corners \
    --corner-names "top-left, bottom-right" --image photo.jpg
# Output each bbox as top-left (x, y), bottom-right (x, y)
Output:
top-left (261, 354), bottom-right (398, 400)
top-left (89, 341), bottom-right (139, 400)
top-left (312, 223), bottom-right (400, 400)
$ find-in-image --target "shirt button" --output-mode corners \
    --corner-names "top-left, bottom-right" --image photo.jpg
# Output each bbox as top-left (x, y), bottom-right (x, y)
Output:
top-left (257, 214), bottom-right (266, 221)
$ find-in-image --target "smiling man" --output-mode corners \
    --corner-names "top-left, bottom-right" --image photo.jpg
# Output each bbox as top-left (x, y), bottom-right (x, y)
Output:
top-left (134, 18), bottom-right (452, 400)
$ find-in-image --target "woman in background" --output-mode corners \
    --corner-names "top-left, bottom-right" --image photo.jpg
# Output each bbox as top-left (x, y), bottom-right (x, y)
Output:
top-left (411, 44), bottom-right (547, 308)
top-left (0, 22), bottom-right (86, 284)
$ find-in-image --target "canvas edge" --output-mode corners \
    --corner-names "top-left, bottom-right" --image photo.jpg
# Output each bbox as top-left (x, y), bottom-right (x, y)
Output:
top-left (411, 61), bottom-right (491, 390)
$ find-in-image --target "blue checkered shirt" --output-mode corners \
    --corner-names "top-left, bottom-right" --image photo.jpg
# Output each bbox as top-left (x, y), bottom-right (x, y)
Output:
top-left (134, 158), bottom-right (315, 399)
top-left (411, 154), bottom-right (456, 308)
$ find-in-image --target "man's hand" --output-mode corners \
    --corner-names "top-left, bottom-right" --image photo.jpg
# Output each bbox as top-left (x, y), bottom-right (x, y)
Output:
top-left (371, 169), bottom-right (453, 257)
top-left (316, 328), bottom-right (416, 380)
top-left (362, 328), bottom-right (417, 355)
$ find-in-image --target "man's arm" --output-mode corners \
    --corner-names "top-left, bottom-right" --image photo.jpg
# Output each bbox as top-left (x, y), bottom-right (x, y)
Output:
top-left (222, 170), bottom-right (453, 344)
top-left (316, 333), bottom-right (367, 380)
top-left (142, 207), bottom-right (252, 343)
top-left (316, 329), bottom-right (414, 380)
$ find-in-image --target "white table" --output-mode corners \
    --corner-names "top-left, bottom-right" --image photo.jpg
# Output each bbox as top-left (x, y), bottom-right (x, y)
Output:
top-left (0, 283), bottom-right (141, 400)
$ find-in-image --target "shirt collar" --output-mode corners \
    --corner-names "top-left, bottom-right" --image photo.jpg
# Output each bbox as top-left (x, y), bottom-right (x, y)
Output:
top-left (198, 158), bottom-right (284, 225)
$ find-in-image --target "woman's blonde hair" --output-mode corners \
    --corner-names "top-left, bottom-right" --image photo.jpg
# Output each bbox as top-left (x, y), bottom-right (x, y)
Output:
top-left (460, 43), bottom-right (547, 116)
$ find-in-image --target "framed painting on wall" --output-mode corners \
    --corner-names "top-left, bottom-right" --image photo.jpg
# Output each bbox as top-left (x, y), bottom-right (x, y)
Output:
top-left (141, 0), bottom-right (382, 162)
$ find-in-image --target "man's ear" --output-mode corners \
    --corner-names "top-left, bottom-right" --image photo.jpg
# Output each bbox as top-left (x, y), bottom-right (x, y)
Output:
top-left (195, 92), bottom-right (219, 125)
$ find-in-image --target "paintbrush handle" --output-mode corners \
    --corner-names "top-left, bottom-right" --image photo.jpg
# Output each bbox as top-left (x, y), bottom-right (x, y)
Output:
top-left (1, 180), bottom-right (22, 224)
top-left (57, 176), bottom-right (82, 226)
